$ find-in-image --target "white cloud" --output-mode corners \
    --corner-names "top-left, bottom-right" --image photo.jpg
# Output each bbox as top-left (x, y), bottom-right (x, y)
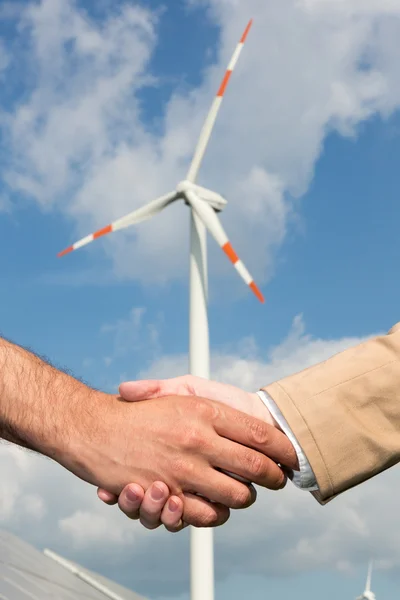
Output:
top-left (3, 316), bottom-right (399, 597)
top-left (139, 313), bottom-right (375, 388)
top-left (1, 0), bottom-right (400, 290)
top-left (101, 305), bottom-right (162, 363)
top-left (59, 510), bottom-right (136, 546)
top-left (1, 0), bottom-right (157, 207)
top-left (0, 447), bottom-right (46, 519)
top-left (301, 0), bottom-right (400, 16)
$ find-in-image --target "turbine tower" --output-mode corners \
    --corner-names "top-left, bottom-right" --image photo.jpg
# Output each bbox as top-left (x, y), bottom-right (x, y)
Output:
top-left (58, 19), bottom-right (261, 600)
top-left (356, 561), bottom-right (376, 600)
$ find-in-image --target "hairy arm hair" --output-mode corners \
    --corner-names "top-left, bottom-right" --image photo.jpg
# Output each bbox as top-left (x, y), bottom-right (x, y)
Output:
top-left (0, 335), bottom-right (99, 459)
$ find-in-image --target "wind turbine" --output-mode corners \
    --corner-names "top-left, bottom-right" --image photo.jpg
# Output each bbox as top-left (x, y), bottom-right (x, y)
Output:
top-left (356, 561), bottom-right (376, 600)
top-left (58, 19), bottom-right (262, 600)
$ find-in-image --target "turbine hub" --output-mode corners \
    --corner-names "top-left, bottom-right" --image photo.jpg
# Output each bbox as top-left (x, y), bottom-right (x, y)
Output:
top-left (176, 180), bottom-right (192, 194)
top-left (176, 180), bottom-right (228, 212)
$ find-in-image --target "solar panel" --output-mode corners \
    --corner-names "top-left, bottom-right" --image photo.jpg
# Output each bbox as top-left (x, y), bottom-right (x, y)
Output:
top-left (0, 531), bottom-right (148, 600)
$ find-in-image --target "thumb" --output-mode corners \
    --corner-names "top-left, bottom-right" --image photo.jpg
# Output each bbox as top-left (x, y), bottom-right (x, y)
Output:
top-left (119, 380), bottom-right (163, 401)
top-left (119, 377), bottom-right (195, 401)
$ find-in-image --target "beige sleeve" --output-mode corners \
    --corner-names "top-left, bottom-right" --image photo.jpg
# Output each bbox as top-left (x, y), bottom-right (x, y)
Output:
top-left (262, 323), bottom-right (400, 504)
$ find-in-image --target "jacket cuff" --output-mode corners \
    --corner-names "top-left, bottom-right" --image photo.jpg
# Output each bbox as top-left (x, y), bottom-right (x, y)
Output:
top-left (262, 381), bottom-right (334, 503)
top-left (256, 390), bottom-right (318, 491)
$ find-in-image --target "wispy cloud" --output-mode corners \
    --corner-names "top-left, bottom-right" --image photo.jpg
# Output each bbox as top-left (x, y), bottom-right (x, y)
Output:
top-left (101, 305), bottom-right (162, 363)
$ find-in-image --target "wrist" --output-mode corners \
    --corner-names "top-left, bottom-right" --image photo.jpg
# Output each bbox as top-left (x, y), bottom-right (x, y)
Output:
top-left (53, 389), bottom-right (115, 481)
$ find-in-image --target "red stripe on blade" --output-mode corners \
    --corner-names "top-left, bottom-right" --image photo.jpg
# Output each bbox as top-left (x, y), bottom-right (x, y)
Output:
top-left (240, 19), bottom-right (253, 44)
top-left (217, 70), bottom-right (232, 97)
top-left (93, 224), bottom-right (112, 240)
top-left (250, 282), bottom-right (265, 303)
top-left (222, 242), bottom-right (239, 264)
top-left (58, 246), bottom-right (73, 258)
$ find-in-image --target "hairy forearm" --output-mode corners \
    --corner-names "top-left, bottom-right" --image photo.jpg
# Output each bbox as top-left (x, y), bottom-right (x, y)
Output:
top-left (0, 337), bottom-right (99, 461)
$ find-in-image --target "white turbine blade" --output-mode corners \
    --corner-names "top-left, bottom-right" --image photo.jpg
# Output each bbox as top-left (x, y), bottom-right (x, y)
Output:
top-left (186, 19), bottom-right (253, 183)
top-left (191, 183), bottom-right (227, 211)
top-left (186, 190), bottom-right (264, 303)
top-left (58, 191), bottom-right (178, 257)
top-left (365, 561), bottom-right (373, 593)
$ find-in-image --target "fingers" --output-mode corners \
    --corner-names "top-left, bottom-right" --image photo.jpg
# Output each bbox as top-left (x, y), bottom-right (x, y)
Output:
top-left (117, 482), bottom-right (165, 525)
top-left (106, 481), bottom-right (228, 531)
top-left (97, 488), bottom-right (119, 505)
top-left (116, 484), bottom-right (146, 518)
top-left (181, 493), bottom-right (230, 528)
top-left (116, 482), bottom-right (184, 532)
top-left (212, 401), bottom-right (298, 470)
top-left (213, 438), bottom-right (287, 490)
top-left (161, 497), bottom-right (186, 533)
top-left (184, 464), bottom-right (258, 510)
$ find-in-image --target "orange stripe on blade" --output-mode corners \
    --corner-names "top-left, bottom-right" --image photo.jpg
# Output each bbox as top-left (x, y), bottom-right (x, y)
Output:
top-left (240, 19), bottom-right (253, 44)
top-left (58, 246), bottom-right (73, 258)
top-left (250, 282), bottom-right (265, 303)
top-left (93, 224), bottom-right (112, 240)
top-left (217, 70), bottom-right (232, 97)
top-left (222, 242), bottom-right (239, 264)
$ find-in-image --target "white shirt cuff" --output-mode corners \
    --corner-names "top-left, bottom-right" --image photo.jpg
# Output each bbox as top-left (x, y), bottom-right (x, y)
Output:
top-left (256, 390), bottom-right (318, 492)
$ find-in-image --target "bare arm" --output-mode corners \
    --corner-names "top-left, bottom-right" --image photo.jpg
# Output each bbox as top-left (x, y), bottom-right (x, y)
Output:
top-left (0, 336), bottom-right (98, 459)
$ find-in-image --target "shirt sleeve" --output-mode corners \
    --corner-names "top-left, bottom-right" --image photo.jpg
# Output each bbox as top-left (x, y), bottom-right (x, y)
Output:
top-left (257, 390), bottom-right (318, 491)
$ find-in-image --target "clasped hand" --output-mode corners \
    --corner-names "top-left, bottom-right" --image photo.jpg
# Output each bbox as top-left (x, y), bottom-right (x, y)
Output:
top-left (97, 376), bottom-right (298, 532)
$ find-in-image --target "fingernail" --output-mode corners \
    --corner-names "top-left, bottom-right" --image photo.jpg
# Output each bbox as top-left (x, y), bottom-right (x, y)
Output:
top-left (126, 488), bottom-right (140, 503)
top-left (151, 484), bottom-right (165, 501)
top-left (168, 499), bottom-right (179, 512)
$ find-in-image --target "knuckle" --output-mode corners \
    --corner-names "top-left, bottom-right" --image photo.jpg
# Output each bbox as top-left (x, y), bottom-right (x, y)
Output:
top-left (181, 426), bottom-right (206, 451)
top-left (245, 450), bottom-right (267, 479)
top-left (283, 445), bottom-right (298, 470)
top-left (229, 485), bottom-right (252, 509)
top-left (196, 507), bottom-right (221, 528)
top-left (248, 419), bottom-right (270, 446)
top-left (171, 456), bottom-right (197, 483)
top-left (192, 398), bottom-right (220, 421)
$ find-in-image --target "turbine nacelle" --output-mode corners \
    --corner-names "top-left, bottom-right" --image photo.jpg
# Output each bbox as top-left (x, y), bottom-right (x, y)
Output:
top-left (177, 180), bottom-right (228, 212)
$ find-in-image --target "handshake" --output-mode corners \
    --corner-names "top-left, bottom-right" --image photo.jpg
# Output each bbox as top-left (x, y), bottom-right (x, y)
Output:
top-left (7, 324), bottom-right (397, 529)
top-left (1, 335), bottom-right (302, 534)
top-left (94, 375), bottom-right (299, 533)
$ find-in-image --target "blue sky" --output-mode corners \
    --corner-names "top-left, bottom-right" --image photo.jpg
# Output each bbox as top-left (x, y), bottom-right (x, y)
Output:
top-left (2, 110), bottom-right (400, 367)
top-left (1, 1), bottom-right (400, 599)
